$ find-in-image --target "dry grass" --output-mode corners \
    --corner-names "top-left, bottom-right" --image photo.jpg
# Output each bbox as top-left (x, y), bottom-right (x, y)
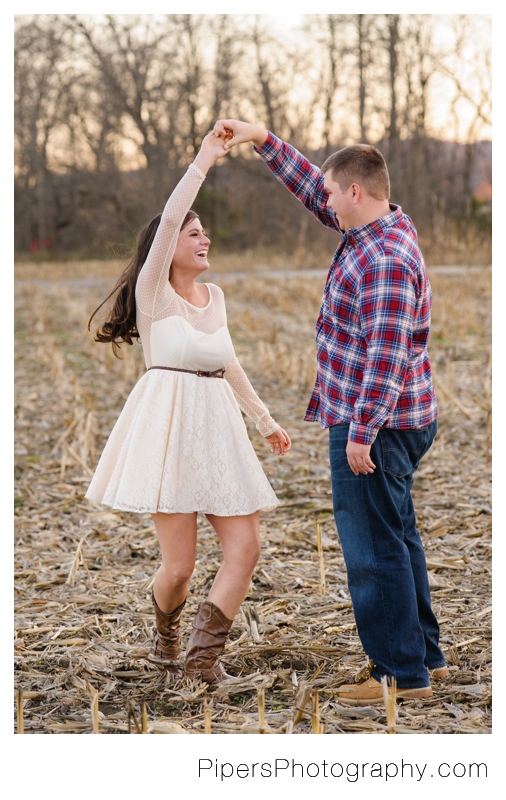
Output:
top-left (14, 261), bottom-right (491, 734)
top-left (13, 247), bottom-right (327, 284)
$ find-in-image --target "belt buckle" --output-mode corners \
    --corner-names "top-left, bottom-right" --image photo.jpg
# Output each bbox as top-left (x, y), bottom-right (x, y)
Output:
top-left (197, 370), bottom-right (205, 377)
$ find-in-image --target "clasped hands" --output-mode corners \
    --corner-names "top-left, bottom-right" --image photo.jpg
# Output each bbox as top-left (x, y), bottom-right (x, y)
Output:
top-left (212, 119), bottom-right (268, 151)
top-left (197, 120), bottom-right (267, 169)
top-left (196, 120), bottom-right (260, 171)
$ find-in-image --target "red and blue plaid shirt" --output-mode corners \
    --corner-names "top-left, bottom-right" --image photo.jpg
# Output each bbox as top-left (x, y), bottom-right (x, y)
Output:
top-left (255, 133), bottom-right (438, 445)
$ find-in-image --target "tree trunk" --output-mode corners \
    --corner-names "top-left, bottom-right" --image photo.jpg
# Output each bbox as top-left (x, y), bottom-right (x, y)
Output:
top-left (356, 15), bottom-right (368, 143)
top-left (387, 14), bottom-right (400, 143)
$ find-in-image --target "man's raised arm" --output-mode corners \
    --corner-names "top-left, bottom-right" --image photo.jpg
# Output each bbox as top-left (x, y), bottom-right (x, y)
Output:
top-left (213, 118), bottom-right (340, 232)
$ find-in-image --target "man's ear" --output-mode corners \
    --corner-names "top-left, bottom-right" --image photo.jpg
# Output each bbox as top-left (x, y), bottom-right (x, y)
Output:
top-left (350, 183), bottom-right (361, 203)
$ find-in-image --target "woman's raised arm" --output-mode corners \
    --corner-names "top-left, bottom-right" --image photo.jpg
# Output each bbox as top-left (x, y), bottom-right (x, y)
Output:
top-left (136, 133), bottom-right (229, 318)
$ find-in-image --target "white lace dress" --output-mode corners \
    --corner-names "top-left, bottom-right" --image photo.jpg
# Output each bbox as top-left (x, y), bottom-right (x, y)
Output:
top-left (85, 163), bottom-right (280, 516)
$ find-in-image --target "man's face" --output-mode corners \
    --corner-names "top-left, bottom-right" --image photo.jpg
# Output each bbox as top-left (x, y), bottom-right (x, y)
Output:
top-left (323, 171), bottom-right (355, 231)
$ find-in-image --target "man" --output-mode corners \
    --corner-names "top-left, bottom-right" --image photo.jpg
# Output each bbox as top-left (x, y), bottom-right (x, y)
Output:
top-left (214, 118), bottom-right (448, 704)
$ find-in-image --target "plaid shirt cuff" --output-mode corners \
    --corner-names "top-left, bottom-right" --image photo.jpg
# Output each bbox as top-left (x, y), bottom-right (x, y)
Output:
top-left (349, 420), bottom-right (379, 446)
top-left (253, 131), bottom-right (280, 161)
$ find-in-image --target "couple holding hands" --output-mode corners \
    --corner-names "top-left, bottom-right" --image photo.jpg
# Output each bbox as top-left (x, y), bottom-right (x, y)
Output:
top-left (86, 119), bottom-right (447, 705)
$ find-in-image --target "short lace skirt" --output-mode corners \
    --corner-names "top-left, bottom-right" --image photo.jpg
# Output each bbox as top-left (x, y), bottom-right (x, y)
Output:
top-left (85, 369), bottom-right (279, 516)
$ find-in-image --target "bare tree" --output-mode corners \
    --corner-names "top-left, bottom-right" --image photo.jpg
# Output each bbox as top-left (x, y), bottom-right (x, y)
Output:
top-left (250, 16), bottom-right (281, 134)
top-left (320, 16), bottom-right (341, 158)
top-left (232, 15), bottom-right (314, 148)
top-left (14, 13), bottom-right (491, 259)
top-left (208, 15), bottom-right (239, 125)
top-left (354, 14), bottom-right (377, 143)
top-left (14, 16), bottom-right (77, 252)
top-left (386, 14), bottom-right (400, 144)
top-left (65, 16), bottom-right (183, 182)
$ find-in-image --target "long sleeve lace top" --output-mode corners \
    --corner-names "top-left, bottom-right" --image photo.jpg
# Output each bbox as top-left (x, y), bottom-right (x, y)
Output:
top-left (134, 163), bottom-right (278, 438)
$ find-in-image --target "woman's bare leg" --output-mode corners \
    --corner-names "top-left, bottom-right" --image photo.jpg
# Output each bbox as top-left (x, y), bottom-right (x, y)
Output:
top-left (204, 512), bottom-right (261, 618)
top-left (151, 512), bottom-right (198, 613)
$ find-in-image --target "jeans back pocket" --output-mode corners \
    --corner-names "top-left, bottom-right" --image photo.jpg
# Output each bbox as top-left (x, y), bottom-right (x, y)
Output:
top-left (378, 428), bottom-right (432, 478)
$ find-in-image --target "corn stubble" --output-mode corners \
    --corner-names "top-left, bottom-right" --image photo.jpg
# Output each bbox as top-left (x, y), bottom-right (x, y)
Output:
top-left (14, 263), bottom-right (491, 734)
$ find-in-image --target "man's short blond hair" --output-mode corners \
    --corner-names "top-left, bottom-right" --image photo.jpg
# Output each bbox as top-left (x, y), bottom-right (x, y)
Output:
top-left (322, 144), bottom-right (390, 201)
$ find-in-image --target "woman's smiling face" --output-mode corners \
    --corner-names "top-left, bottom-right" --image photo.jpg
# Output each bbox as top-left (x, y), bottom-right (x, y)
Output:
top-left (172, 217), bottom-right (211, 274)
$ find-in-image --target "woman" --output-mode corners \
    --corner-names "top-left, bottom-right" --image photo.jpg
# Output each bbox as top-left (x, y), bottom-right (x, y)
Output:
top-left (86, 132), bottom-right (291, 684)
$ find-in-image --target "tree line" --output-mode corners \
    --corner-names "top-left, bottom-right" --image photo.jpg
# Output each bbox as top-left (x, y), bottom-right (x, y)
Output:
top-left (14, 14), bottom-right (491, 263)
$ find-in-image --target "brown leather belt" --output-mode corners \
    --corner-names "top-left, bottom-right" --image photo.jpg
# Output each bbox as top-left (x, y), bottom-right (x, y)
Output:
top-left (148, 366), bottom-right (225, 378)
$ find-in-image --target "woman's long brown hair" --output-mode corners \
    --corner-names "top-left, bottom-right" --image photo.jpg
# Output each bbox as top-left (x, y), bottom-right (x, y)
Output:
top-left (88, 209), bottom-right (199, 357)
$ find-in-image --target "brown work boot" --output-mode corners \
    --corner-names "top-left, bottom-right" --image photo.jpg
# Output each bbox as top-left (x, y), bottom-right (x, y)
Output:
top-left (430, 666), bottom-right (450, 680)
top-left (185, 600), bottom-right (234, 684)
top-left (147, 591), bottom-right (186, 673)
top-left (336, 677), bottom-right (433, 706)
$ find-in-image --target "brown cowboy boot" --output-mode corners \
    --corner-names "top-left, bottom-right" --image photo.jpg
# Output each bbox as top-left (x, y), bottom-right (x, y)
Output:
top-left (147, 591), bottom-right (186, 673)
top-left (185, 600), bottom-right (234, 684)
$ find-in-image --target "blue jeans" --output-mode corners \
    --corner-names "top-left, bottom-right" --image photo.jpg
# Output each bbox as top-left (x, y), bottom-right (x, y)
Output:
top-left (328, 420), bottom-right (445, 688)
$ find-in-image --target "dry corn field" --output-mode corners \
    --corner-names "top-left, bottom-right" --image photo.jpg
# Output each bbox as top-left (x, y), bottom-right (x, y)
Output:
top-left (14, 259), bottom-right (491, 735)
